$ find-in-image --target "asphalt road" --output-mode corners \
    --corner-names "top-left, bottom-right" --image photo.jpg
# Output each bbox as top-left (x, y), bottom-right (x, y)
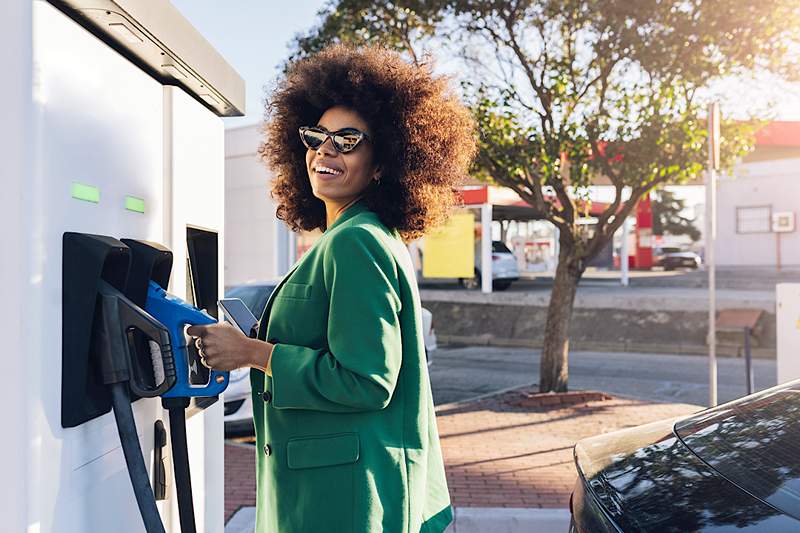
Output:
top-left (428, 345), bottom-right (778, 407)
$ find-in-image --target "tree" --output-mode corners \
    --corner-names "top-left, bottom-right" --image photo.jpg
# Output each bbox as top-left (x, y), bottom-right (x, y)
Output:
top-left (289, 0), bottom-right (800, 392)
top-left (652, 189), bottom-right (701, 242)
top-left (285, 1), bottom-right (444, 67)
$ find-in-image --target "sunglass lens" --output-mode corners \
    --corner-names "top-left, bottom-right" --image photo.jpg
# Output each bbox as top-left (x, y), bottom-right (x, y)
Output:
top-left (333, 133), bottom-right (362, 153)
top-left (301, 129), bottom-right (326, 148)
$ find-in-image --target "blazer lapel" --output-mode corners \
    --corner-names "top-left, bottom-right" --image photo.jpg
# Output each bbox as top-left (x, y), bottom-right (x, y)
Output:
top-left (257, 200), bottom-right (370, 340)
top-left (256, 260), bottom-right (301, 340)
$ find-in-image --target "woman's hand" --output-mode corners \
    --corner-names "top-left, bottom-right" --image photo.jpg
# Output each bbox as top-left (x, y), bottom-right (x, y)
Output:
top-left (186, 322), bottom-right (272, 372)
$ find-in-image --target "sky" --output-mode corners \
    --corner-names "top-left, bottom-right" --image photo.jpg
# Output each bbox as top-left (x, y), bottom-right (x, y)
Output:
top-left (171, 0), bottom-right (328, 129)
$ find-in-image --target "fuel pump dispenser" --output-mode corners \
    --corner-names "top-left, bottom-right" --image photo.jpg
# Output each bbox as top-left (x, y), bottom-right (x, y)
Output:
top-left (7, 2), bottom-right (243, 530)
top-left (63, 234), bottom-right (230, 533)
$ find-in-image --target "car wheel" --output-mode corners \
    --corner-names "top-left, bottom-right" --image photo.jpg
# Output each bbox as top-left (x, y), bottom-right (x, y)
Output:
top-left (493, 280), bottom-right (512, 291)
top-left (459, 268), bottom-right (481, 290)
top-left (224, 419), bottom-right (255, 438)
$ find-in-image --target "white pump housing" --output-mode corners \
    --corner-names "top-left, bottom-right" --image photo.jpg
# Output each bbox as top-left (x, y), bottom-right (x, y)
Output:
top-left (0, 1), bottom-right (243, 531)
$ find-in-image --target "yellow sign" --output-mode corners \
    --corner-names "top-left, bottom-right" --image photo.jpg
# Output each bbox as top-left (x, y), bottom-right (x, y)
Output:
top-left (423, 212), bottom-right (474, 278)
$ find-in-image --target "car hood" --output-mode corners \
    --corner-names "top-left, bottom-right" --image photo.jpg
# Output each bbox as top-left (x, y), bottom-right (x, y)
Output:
top-left (223, 368), bottom-right (252, 402)
top-left (664, 252), bottom-right (699, 258)
top-left (575, 410), bottom-right (800, 530)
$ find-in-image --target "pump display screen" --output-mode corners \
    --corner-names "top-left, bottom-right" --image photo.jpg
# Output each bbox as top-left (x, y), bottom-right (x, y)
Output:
top-left (186, 227), bottom-right (218, 319)
top-left (185, 227), bottom-right (218, 386)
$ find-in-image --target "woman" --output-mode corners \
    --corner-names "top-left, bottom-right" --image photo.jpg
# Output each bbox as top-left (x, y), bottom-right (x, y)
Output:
top-left (188, 45), bottom-right (476, 532)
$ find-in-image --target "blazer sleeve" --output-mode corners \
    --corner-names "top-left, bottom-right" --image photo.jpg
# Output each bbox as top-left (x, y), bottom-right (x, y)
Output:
top-left (268, 226), bottom-right (402, 412)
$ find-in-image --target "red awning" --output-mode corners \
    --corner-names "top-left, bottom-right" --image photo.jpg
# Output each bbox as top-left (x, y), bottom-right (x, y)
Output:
top-left (458, 186), bottom-right (612, 218)
top-left (755, 121), bottom-right (800, 147)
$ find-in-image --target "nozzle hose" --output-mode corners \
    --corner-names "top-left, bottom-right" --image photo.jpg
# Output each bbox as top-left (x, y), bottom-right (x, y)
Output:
top-left (164, 397), bottom-right (197, 533)
top-left (110, 383), bottom-right (166, 533)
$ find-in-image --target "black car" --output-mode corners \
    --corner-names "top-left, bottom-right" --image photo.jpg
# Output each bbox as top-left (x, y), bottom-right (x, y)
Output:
top-left (571, 380), bottom-right (800, 532)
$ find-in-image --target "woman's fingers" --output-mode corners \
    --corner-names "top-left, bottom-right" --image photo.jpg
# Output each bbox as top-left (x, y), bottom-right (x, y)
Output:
top-left (186, 322), bottom-right (248, 371)
top-left (186, 324), bottom-right (207, 338)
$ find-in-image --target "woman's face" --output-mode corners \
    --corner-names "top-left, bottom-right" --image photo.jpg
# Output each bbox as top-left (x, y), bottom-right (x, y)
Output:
top-left (305, 106), bottom-right (380, 208)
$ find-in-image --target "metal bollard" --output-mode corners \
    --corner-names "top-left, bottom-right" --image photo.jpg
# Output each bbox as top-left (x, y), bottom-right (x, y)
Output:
top-left (744, 326), bottom-right (754, 396)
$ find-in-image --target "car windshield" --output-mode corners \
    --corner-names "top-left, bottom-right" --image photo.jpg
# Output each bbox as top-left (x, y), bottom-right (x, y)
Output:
top-left (675, 380), bottom-right (800, 521)
top-left (492, 241), bottom-right (512, 254)
top-left (225, 284), bottom-right (275, 318)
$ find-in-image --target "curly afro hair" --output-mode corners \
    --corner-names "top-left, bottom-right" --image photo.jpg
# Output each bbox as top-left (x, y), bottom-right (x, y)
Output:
top-left (260, 45), bottom-right (477, 241)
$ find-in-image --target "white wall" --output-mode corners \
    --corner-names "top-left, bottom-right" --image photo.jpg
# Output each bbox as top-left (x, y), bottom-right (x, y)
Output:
top-left (0, 2), bottom-right (30, 531)
top-left (717, 158), bottom-right (800, 267)
top-left (224, 124), bottom-right (281, 286)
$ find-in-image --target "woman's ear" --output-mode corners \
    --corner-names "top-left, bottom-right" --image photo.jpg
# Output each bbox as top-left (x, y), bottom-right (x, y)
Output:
top-left (373, 167), bottom-right (383, 183)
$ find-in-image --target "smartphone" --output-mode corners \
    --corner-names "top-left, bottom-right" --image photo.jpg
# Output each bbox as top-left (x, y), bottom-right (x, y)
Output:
top-left (218, 298), bottom-right (259, 338)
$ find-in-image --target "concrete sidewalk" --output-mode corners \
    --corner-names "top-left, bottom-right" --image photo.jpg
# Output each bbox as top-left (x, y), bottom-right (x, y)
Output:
top-left (224, 388), bottom-right (701, 532)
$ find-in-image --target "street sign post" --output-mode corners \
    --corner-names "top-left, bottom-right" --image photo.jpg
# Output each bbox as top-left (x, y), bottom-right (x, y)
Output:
top-left (707, 101), bottom-right (720, 407)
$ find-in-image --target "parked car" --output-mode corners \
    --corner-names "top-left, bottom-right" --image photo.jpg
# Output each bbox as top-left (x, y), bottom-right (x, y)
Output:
top-left (223, 281), bottom-right (438, 435)
top-left (219, 282), bottom-right (275, 434)
top-left (459, 240), bottom-right (520, 291)
top-left (570, 380), bottom-right (800, 532)
top-left (653, 246), bottom-right (702, 270)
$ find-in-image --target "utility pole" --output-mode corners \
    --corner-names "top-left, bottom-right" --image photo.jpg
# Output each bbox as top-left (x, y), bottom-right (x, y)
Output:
top-left (707, 102), bottom-right (720, 407)
top-left (620, 217), bottom-right (630, 287)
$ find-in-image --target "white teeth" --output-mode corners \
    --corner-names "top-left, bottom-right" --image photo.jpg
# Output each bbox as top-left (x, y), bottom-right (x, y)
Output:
top-left (315, 165), bottom-right (343, 175)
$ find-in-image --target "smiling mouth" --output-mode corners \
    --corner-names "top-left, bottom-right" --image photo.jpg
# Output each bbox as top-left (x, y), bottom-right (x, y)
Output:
top-left (314, 165), bottom-right (344, 176)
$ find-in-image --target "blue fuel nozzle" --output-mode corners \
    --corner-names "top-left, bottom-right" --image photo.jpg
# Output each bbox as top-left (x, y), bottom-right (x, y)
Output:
top-left (144, 281), bottom-right (229, 398)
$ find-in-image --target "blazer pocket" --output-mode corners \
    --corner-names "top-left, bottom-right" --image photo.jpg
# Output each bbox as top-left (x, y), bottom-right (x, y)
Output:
top-left (287, 432), bottom-right (359, 470)
top-left (278, 282), bottom-right (313, 300)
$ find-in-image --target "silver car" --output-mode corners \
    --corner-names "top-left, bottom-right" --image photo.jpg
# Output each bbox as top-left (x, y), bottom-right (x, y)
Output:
top-left (459, 240), bottom-right (520, 291)
top-left (222, 282), bottom-right (438, 435)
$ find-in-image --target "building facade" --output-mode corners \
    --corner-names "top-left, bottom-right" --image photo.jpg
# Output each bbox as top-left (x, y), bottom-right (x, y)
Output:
top-left (224, 124), bottom-right (295, 286)
top-left (716, 122), bottom-right (800, 268)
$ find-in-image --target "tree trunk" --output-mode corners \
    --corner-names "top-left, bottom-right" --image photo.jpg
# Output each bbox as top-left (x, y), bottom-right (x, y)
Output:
top-left (539, 251), bottom-right (583, 392)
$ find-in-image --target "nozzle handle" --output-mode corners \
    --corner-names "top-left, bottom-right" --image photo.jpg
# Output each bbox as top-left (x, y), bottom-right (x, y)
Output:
top-left (97, 280), bottom-right (177, 396)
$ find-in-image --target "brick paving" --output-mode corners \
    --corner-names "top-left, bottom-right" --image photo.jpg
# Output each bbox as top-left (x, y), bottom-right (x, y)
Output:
top-left (436, 389), bottom-right (700, 509)
top-left (225, 443), bottom-right (257, 521)
top-left (224, 388), bottom-right (702, 522)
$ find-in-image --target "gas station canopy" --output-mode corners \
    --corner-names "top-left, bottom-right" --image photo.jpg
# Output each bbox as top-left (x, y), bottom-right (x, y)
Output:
top-left (460, 185), bottom-right (612, 221)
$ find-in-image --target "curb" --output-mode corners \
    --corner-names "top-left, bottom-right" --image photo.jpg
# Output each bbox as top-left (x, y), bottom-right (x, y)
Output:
top-left (435, 334), bottom-right (776, 359)
top-left (434, 382), bottom-right (535, 414)
top-left (224, 506), bottom-right (572, 533)
top-left (447, 507), bottom-right (572, 533)
top-left (225, 506), bottom-right (256, 533)
top-left (434, 382), bottom-right (700, 415)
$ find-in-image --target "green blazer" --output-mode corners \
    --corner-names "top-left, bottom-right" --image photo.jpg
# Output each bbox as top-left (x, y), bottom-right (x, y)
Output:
top-left (251, 201), bottom-right (453, 533)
